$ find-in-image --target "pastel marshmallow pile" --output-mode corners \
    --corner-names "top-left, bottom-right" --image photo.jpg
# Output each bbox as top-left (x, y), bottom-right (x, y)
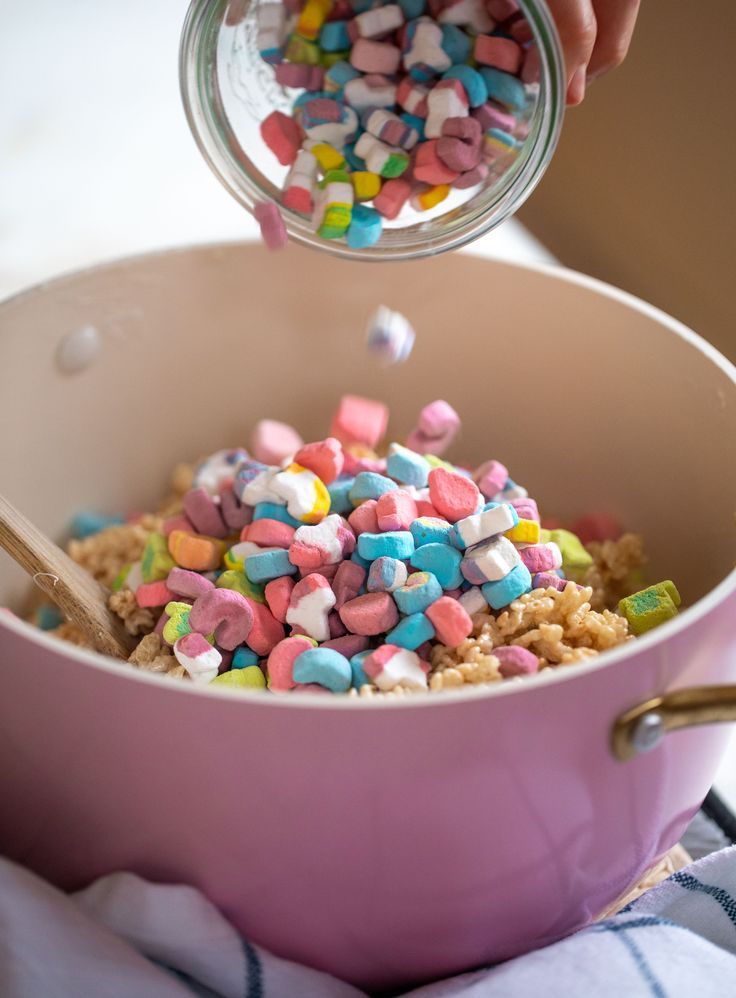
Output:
top-left (107, 392), bottom-right (611, 697)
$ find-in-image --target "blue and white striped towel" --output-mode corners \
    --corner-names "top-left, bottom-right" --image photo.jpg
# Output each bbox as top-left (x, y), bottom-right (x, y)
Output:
top-left (2, 847), bottom-right (736, 997)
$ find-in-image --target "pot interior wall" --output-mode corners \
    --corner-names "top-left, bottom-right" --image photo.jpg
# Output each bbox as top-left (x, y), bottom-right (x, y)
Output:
top-left (1, 244), bottom-right (734, 612)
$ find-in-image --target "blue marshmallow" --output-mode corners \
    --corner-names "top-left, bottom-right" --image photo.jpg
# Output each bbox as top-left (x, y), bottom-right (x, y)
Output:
top-left (410, 542), bottom-right (463, 590)
top-left (70, 511), bottom-right (125, 539)
top-left (253, 501), bottom-right (300, 527)
top-left (232, 647), bottom-right (260, 669)
top-left (350, 650), bottom-right (372, 688)
top-left (386, 443), bottom-right (430, 488)
top-left (351, 549), bottom-right (372, 570)
top-left (478, 67), bottom-right (528, 111)
top-left (442, 65), bottom-right (488, 107)
top-left (398, 0), bottom-right (426, 17)
top-left (325, 61), bottom-right (361, 94)
top-left (482, 564), bottom-right (533, 610)
top-left (36, 605), bottom-right (64, 630)
top-left (440, 26), bottom-right (472, 65)
top-left (293, 648), bottom-right (352, 693)
top-left (400, 112), bottom-right (426, 141)
top-left (358, 530), bottom-right (415, 561)
top-left (394, 572), bottom-right (443, 615)
top-left (245, 548), bottom-right (297, 584)
top-left (327, 476), bottom-right (355, 515)
top-left (410, 516), bottom-right (454, 548)
top-left (320, 20), bottom-right (350, 52)
top-left (343, 142), bottom-right (366, 171)
top-left (349, 472), bottom-right (398, 506)
top-left (347, 205), bottom-right (383, 249)
top-left (386, 612), bottom-right (435, 650)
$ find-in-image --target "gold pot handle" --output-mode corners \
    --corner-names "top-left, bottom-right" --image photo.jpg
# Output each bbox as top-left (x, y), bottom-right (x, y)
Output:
top-left (612, 685), bottom-right (736, 761)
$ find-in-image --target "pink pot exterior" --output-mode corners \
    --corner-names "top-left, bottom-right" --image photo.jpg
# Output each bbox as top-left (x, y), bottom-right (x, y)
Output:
top-left (1, 587), bottom-right (735, 991)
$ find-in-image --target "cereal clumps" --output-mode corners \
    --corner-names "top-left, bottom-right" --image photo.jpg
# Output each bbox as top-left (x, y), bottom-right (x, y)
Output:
top-left (48, 620), bottom-right (94, 649)
top-left (430, 583), bottom-right (632, 687)
top-left (583, 533), bottom-right (647, 611)
top-left (108, 589), bottom-right (155, 636)
top-left (128, 632), bottom-right (185, 678)
top-left (68, 521), bottom-right (153, 589)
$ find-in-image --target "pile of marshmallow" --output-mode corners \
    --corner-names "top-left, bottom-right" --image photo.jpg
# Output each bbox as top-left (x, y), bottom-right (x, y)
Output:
top-left (113, 394), bottom-right (592, 695)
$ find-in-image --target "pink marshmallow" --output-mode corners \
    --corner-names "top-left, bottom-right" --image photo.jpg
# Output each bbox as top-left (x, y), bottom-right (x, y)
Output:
top-left (493, 645), bottom-right (539, 678)
top-left (299, 563), bottom-right (341, 581)
top-left (219, 488), bottom-right (253, 531)
top-left (519, 543), bottom-right (562, 574)
top-left (414, 499), bottom-right (440, 518)
top-left (321, 634), bottom-right (370, 658)
top-left (474, 35), bottom-right (522, 73)
top-left (189, 588), bottom-right (254, 651)
top-left (182, 488), bottom-right (228, 539)
top-left (274, 63), bottom-right (324, 90)
top-left (338, 592), bottom-right (399, 636)
top-left (254, 202), bottom-right (288, 251)
top-left (293, 437), bottom-right (344, 484)
top-left (330, 395), bottom-right (389, 449)
top-left (348, 499), bottom-right (380, 535)
top-left (162, 513), bottom-right (193, 537)
top-left (510, 497), bottom-right (540, 523)
top-left (332, 560), bottom-right (367, 609)
top-left (264, 576), bottom-right (295, 623)
top-left (243, 518), bottom-right (297, 549)
top-left (251, 419), bottom-right (303, 465)
top-left (373, 177), bottom-right (411, 220)
top-left (428, 467), bottom-right (481, 523)
top-left (248, 600), bottom-right (286, 655)
top-left (418, 399), bottom-right (461, 439)
top-left (472, 101), bottom-right (517, 134)
top-left (376, 489), bottom-right (418, 532)
top-left (267, 635), bottom-right (314, 692)
top-left (260, 111), bottom-right (303, 166)
top-left (328, 610), bottom-right (348, 638)
top-left (474, 459), bottom-right (508, 499)
top-left (350, 38), bottom-right (401, 74)
top-left (135, 580), bottom-right (175, 609)
top-left (167, 567), bottom-right (215, 600)
top-left (454, 162), bottom-right (489, 189)
top-left (425, 595), bottom-right (473, 646)
top-left (532, 572), bottom-right (580, 593)
top-left (413, 140), bottom-right (460, 185)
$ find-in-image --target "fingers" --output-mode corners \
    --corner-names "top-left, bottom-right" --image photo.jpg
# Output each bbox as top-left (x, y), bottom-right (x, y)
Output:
top-left (545, 0), bottom-right (598, 105)
top-left (587, 0), bottom-right (641, 81)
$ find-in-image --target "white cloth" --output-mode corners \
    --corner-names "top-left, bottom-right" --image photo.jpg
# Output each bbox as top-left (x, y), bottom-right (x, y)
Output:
top-left (2, 849), bottom-right (736, 997)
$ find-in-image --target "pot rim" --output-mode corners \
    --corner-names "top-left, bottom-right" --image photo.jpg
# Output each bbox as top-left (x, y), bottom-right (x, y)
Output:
top-left (2, 241), bottom-right (735, 711)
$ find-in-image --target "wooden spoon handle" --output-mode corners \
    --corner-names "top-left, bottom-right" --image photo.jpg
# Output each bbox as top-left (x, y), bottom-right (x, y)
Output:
top-left (0, 494), bottom-right (135, 659)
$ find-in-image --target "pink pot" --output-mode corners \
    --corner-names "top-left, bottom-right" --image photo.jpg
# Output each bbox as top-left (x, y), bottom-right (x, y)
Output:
top-left (0, 245), bottom-right (735, 991)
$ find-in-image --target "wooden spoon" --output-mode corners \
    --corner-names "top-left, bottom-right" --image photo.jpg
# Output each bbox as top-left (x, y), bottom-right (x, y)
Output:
top-left (0, 493), bottom-right (135, 658)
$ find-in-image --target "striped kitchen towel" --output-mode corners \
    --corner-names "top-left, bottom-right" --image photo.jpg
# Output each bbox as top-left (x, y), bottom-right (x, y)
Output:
top-left (2, 847), bottom-right (736, 997)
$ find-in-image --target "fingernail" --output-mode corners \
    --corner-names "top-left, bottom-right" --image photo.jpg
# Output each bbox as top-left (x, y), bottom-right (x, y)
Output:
top-left (567, 65), bottom-right (587, 106)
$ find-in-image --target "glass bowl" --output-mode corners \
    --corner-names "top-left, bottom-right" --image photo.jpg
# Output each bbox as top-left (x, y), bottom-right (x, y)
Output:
top-left (180, 0), bottom-right (565, 259)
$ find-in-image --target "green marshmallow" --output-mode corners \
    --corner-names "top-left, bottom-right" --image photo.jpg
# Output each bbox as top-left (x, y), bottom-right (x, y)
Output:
top-left (141, 532), bottom-right (175, 583)
top-left (618, 581), bottom-right (681, 636)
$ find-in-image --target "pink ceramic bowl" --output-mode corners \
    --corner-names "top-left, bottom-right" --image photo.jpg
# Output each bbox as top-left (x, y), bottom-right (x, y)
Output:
top-left (1, 245), bottom-right (735, 991)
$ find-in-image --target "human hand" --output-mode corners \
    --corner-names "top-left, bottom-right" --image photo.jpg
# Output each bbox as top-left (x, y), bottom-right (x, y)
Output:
top-left (547, 0), bottom-right (641, 105)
